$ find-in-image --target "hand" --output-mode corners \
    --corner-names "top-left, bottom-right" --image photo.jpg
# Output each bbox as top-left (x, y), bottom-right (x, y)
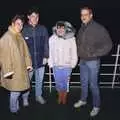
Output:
top-left (27, 66), bottom-right (33, 72)
top-left (43, 58), bottom-right (48, 65)
top-left (48, 58), bottom-right (53, 68)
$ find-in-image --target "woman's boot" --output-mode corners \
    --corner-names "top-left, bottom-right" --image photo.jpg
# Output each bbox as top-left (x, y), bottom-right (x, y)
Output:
top-left (58, 92), bottom-right (63, 104)
top-left (62, 92), bottom-right (67, 104)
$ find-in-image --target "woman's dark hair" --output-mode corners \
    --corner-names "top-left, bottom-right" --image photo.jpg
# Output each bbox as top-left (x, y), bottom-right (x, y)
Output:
top-left (56, 21), bottom-right (65, 28)
top-left (11, 14), bottom-right (24, 24)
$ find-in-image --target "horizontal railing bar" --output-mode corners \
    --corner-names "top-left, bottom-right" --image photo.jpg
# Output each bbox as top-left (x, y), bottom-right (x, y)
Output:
top-left (32, 81), bottom-right (120, 84)
top-left (45, 73), bottom-right (120, 75)
top-left (31, 85), bottom-right (120, 89)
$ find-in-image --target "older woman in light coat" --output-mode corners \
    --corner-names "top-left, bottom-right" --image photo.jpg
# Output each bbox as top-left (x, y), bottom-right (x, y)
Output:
top-left (0, 15), bottom-right (32, 113)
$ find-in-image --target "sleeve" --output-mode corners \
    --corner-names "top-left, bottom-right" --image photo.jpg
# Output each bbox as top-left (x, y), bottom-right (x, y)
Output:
top-left (48, 36), bottom-right (54, 68)
top-left (0, 35), bottom-right (14, 78)
top-left (43, 27), bottom-right (49, 58)
top-left (23, 39), bottom-right (32, 68)
top-left (70, 37), bottom-right (78, 68)
top-left (76, 29), bottom-right (81, 57)
top-left (101, 27), bottom-right (113, 55)
top-left (94, 27), bottom-right (113, 57)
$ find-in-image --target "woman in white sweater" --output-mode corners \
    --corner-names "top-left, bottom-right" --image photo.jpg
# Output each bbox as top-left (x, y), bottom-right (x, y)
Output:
top-left (48, 21), bottom-right (78, 104)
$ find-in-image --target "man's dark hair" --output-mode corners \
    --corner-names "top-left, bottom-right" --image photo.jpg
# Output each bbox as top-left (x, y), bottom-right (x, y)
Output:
top-left (27, 7), bottom-right (39, 15)
top-left (80, 6), bottom-right (93, 14)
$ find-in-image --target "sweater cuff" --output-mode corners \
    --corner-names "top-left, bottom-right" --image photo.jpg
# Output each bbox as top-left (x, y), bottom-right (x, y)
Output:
top-left (27, 66), bottom-right (32, 69)
top-left (4, 72), bottom-right (14, 78)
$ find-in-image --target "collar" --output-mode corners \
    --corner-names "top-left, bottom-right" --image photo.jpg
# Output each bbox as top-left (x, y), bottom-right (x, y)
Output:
top-left (8, 26), bottom-right (21, 36)
top-left (82, 19), bottom-right (94, 27)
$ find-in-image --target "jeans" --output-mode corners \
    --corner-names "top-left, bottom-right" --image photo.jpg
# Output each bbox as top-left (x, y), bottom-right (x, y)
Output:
top-left (53, 66), bottom-right (72, 92)
top-left (80, 59), bottom-right (100, 107)
top-left (29, 67), bottom-right (45, 97)
top-left (10, 91), bottom-right (29, 112)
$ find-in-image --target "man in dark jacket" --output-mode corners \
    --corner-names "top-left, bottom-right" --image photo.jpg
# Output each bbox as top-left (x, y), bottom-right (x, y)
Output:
top-left (74, 7), bottom-right (112, 117)
top-left (22, 8), bottom-right (49, 104)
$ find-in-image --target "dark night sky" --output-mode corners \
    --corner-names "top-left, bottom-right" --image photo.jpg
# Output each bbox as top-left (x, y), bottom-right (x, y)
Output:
top-left (0, 0), bottom-right (120, 44)
top-left (0, 0), bottom-right (120, 84)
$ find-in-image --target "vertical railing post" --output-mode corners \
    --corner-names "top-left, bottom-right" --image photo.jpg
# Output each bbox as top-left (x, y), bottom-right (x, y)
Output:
top-left (112, 45), bottom-right (120, 88)
top-left (49, 67), bottom-right (52, 93)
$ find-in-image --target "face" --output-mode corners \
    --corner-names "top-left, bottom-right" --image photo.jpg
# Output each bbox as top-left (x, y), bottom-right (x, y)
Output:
top-left (12, 19), bottom-right (23, 33)
top-left (56, 26), bottom-right (65, 37)
top-left (28, 12), bottom-right (39, 27)
top-left (81, 9), bottom-right (93, 24)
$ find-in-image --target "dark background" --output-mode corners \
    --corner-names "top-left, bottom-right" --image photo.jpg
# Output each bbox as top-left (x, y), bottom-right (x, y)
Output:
top-left (0, 0), bottom-right (120, 45)
top-left (0, 1), bottom-right (120, 120)
top-left (0, 0), bottom-right (120, 87)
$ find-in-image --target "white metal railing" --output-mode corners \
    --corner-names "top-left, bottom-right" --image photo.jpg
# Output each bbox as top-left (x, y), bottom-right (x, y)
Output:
top-left (32, 45), bottom-right (120, 92)
top-left (111, 45), bottom-right (120, 88)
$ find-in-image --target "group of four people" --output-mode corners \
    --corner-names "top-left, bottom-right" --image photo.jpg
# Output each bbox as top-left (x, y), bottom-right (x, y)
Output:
top-left (0, 6), bottom-right (112, 117)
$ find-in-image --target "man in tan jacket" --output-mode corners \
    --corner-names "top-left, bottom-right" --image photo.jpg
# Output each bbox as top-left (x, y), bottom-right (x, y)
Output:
top-left (0, 15), bottom-right (32, 113)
